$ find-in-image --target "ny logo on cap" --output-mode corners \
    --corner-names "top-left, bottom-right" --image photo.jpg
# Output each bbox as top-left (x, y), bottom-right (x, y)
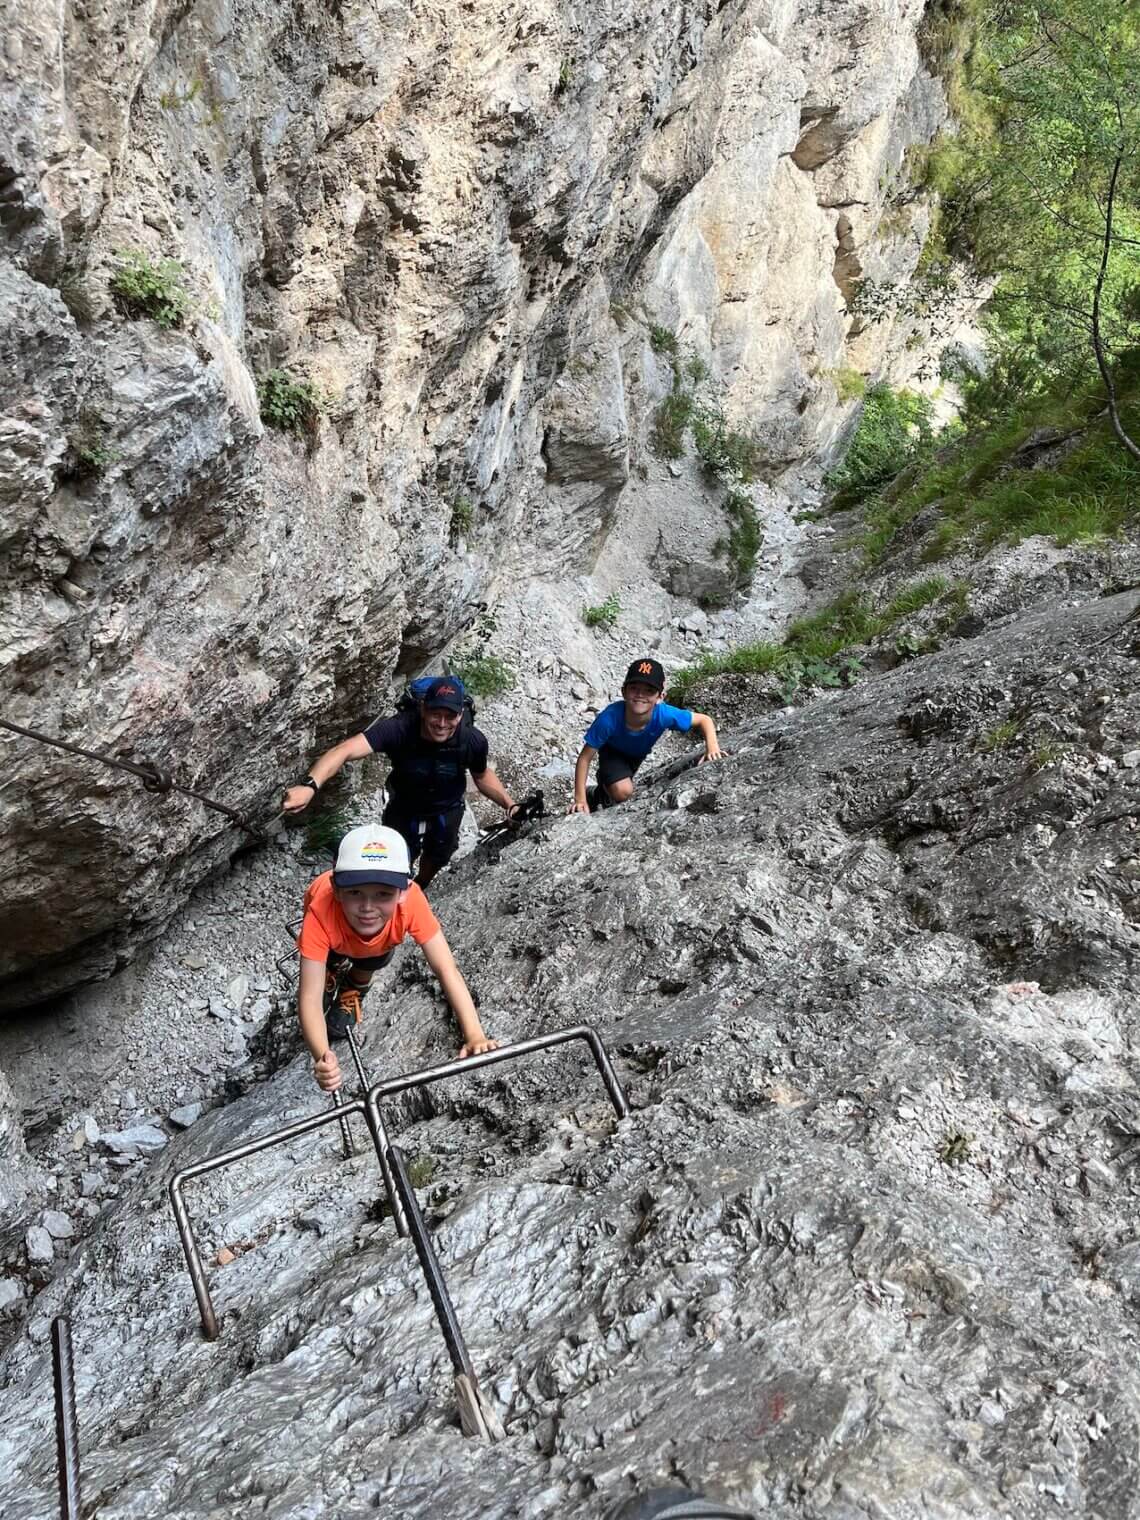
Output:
top-left (638, 662), bottom-right (654, 675)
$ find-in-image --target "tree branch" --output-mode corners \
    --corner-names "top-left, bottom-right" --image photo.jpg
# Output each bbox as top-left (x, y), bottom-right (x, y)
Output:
top-left (1092, 153), bottom-right (1140, 462)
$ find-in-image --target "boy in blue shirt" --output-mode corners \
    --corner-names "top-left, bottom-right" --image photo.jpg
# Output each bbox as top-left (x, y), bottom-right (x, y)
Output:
top-left (569, 658), bottom-right (722, 813)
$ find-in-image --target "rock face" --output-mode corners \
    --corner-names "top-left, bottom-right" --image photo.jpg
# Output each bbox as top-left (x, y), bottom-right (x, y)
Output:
top-left (1, 587), bottom-right (1138, 1517)
top-left (1, 0), bottom-right (946, 1007)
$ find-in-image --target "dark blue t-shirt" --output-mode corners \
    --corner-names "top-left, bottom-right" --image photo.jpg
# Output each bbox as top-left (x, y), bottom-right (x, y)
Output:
top-left (583, 701), bottom-right (693, 759)
top-left (363, 711), bottom-right (489, 810)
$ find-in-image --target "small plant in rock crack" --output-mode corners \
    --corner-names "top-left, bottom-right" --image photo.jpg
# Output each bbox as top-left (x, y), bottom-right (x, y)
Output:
top-left (303, 804), bottom-right (354, 861)
top-left (258, 370), bottom-right (324, 440)
top-left (62, 422), bottom-right (120, 481)
top-left (452, 607), bottom-right (514, 698)
top-left (980, 718), bottom-right (1022, 752)
top-left (894, 631), bottom-right (939, 662)
top-left (938, 1131), bottom-right (974, 1165)
top-left (779, 653), bottom-right (864, 701)
top-left (582, 594), bottom-right (621, 631)
top-left (109, 248), bottom-right (191, 329)
top-left (449, 495), bottom-right (475, 545)
top-left (406, 1154), bottom-right (437, 1188)
top-left (556, 57), bottom-right (574, 96)
top-left (649, 323), bottom-right (679, 357)
top-left (1031, 741), bottom-right (1071, 770)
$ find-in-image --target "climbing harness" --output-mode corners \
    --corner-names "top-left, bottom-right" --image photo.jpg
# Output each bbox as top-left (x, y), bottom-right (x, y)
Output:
top-left (169, 1024), bottom-right (629, 1439)
top-left (0, 717), bottom-right (259, 837)
top-left (51, 1316), bottom-right (80, 1520)
top-left (477, 789), bottom-right (546, 848)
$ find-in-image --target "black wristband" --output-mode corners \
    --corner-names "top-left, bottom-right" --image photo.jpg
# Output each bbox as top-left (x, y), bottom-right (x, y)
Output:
top-left (296, 776), bottom-right (320, 793)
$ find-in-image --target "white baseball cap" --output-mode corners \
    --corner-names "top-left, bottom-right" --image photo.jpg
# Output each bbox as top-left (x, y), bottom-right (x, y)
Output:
top-left (332, 825), bottom-right (411, 889)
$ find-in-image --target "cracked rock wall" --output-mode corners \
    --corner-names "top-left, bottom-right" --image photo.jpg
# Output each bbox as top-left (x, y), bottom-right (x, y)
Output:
top-left (2, 0), bottom-right (944, 1007)
top-left (1, 588), bottom-right (1138, 1517)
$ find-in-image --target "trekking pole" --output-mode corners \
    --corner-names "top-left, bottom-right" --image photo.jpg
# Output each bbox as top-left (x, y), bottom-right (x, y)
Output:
top-left (51, 1317), bottom-right (81, 1519)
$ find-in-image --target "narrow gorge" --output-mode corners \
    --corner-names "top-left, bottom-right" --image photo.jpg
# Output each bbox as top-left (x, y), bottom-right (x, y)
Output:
top-left (2, 0), bottom-right (1138, 1516)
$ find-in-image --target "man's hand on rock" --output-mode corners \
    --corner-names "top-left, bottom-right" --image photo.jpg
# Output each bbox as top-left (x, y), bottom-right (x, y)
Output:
top-left (282, 782), bottom-right (318, 814)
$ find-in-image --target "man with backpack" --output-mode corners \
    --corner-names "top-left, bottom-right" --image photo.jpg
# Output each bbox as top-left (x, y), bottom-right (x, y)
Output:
top-left (282, 676), bottom-right (520, 888)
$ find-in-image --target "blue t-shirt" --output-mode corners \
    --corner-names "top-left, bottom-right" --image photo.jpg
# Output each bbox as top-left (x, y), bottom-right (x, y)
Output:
top-left (583, 701), bottom-right (693, 759)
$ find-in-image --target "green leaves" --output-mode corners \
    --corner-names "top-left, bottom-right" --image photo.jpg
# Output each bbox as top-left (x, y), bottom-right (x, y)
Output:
top-left (257, 370), bottom-right (324, 438)
top-left (109, 249), bottom-right (190, 329)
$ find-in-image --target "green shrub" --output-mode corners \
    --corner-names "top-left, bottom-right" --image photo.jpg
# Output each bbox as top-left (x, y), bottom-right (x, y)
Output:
top-left (649, 324), bottom-right (679, 356)
top-left (828, 366), bottom-right (867, 402)
top-left (304, 804), bottom-right (353, 858)
top-left (651, 388), bottom-right (694, 460)
top-left (692, 406), bottom-right (759, 483)
top-left (669, 575), bottom-right (956, 704)
top-left (980, 718), bottom-right (1021, 752)
top-left (258, 370), bottom-right (324, 438)
top-left (582, 594), bottom-right (621, 630)
top-left (556, 58), bottom-right (574, 96)
top-left (159, 78), bottom-right (203, 110)
top-left (452, 653), bottom-right (514, 699)
top-left (450, 496), bottom-right (475, 544)
top-left (859, 373), bottom-right (1140, 562)
top-left (109, 249), bottom-right (191, 329)
top-left (713, 489), bottom-right (762, 583)
top-left (825, 384), bottom-right (936, 508)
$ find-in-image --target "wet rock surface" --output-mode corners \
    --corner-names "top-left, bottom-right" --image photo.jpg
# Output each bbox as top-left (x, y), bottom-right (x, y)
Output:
top-left (1, 587), bottom-right (1138, 1517)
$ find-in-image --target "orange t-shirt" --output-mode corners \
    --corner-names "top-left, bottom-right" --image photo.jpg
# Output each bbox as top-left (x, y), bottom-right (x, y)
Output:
top-left (297, 873), bottom-right (440, 962)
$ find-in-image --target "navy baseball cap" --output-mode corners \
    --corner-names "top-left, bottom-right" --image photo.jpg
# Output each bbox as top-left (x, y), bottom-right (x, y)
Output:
top-left (624, 658), bottom-right (665, 691)
top-left (422, 676), bottom-right (465, 712)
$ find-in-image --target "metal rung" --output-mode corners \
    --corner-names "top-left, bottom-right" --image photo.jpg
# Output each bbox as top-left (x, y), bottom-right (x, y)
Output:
top-left (168, 1023), bottom-right (629, 1439)
top-left (52, 1316), bottom-right (80, 1518)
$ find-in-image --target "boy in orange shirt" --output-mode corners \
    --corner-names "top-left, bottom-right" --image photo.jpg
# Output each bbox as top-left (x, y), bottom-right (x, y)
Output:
top-left (297, 824), bottom-right (497, 1092)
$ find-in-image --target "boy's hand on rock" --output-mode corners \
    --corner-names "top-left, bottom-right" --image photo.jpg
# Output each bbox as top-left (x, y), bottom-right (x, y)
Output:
top-left (700, 743), bottom-right (723, 763)
top-left (568, 799), bottom-right (590, 814)
top-left (459, 1035), bottom-right (500, 1058)
top-left (313, 1049), bottom-right (342, 1091)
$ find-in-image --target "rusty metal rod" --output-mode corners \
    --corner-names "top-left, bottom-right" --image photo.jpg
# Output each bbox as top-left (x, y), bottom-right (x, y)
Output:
top-left (345, 1027), bottom-right (406, 1236)
top-left (384, 1142), bottom-right (478, 1384)
top-left (366, 1025), bottom-right (630, 1119)
top-left (51, 1316), bottom-right (80, 1519)
top-left (0, 716), bottom-right (258, 835)
top-left (331, 1086), bottom-right (356, 1159)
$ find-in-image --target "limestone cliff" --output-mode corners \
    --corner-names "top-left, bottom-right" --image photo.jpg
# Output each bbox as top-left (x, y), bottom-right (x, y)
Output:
top-left (1, 0), bottom-right (945, 1007)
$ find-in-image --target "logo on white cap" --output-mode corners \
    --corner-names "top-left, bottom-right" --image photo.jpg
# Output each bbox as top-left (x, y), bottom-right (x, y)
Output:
top-left (333, 825), bottom-right (411, 887)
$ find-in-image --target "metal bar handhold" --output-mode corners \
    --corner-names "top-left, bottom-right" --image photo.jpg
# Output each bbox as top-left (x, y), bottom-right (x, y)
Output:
top-left (331, 1087), bottom-right (356, 1158)
top-left (169, 1098), bottom-right (367, 1339)
top-left (346, 1029), bottom-right (407, 1237)
top-left (344, 1026), bottom-right (373, 1092)
top-left (51, 1317), bottom-right (80, 1519)
top-left (367, 1025), bottom-right (630, 1119)
top-left (386, 1143), bottom-right (478, 1384)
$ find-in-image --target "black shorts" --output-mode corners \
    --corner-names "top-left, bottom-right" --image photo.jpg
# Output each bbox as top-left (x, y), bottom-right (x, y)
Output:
top-left (327, 949), bottom-right (394, 977)
top-left (383, 800), bottom-right (464, 867)
top-left (597, 745), bottom-right (646, 789)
